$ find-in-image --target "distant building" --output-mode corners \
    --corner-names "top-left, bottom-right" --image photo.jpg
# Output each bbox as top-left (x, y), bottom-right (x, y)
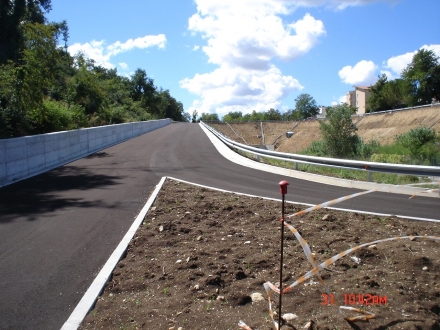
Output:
top-left (346, 86), bottom-right (371, 115)
top-left (316, 106), bottom-right (327, 119)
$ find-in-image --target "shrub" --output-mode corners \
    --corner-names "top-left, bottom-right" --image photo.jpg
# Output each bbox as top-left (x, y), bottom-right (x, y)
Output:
top-left (396, 127), bottom-right (438, 160)
top-left (370, 154), bottom-right (408, 164)
top-left (355, 138), bottom-right (380, 159)
top-left (319, 104), bottom-right (358, 158)
top-left (302, 140), bottom-right (328, 157)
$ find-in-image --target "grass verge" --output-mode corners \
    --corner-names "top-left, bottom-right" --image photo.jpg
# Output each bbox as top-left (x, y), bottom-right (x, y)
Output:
top-left (237, 150), bottom-right (429, 185)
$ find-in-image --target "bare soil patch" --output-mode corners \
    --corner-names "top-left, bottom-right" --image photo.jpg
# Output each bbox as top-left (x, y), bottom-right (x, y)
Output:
top-left (80, 179), bottom-right (440, 330)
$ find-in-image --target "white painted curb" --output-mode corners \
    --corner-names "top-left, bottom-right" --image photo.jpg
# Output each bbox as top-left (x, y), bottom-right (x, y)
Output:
top-left (61, 176), bottom-right (167, 330)
top-left (199, 124), bottom-right (438, 198)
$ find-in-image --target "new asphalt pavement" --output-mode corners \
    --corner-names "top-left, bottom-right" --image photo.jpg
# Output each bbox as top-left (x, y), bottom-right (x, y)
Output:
top-left (0, 123), bottom-right (438, 329)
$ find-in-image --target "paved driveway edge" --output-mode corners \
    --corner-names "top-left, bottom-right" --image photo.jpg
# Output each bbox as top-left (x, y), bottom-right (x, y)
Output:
top-left (60, 176), bottom-right (167, 330)
top-left (199, 124), bottom-right (438, 198)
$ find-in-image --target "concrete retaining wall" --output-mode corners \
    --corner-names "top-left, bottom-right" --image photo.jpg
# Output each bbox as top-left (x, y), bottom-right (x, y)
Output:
top-left (0, 119), bottom-right (170, 187)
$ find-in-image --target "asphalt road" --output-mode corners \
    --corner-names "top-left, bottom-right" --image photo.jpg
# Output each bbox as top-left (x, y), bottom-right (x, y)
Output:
top-left (0, 123), bottom-right (438, 330)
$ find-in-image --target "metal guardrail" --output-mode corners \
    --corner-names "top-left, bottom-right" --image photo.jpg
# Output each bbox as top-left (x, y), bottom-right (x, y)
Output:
top-left (201, 121), bottom-right (440, 178)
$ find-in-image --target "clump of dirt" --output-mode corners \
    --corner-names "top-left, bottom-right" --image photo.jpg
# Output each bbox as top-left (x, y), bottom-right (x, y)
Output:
top-left (80, 179), bottom-right (440, 330)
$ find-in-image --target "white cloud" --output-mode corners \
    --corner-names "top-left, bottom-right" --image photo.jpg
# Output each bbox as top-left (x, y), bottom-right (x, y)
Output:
top-left (338, 60), bottom-right (378, 85)
top-left (106, 35), bottom-right (166, 56)
top-left (119, 62), bottom-right (128, 69)
top-left (68, 34), bottom-right (166, 69)
top-left (383, 44), bottom-right (440, 77)
top-left (181, 0), bottom-right (325, 114)
top-left (193, 45), bottom-right (200, 51)
top-left (331, 95), bottom-right (347, 106)
top-left (180, 64), bottom-right (303, 115)
top-left (339, 95), bottom-right (347, 103)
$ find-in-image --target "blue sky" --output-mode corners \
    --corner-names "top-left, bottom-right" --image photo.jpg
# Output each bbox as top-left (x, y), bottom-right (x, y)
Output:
top-left (47, 0), bottom-right (440, 117)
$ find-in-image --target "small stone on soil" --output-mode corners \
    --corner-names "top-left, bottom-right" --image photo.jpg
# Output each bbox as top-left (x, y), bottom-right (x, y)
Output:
top-left (282, 313), bottom-right (298, 321)
top-left (250, 292), bottom-right (264, 302)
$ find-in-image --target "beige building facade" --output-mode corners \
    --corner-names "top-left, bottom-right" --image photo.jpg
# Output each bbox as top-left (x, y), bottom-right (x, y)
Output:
top-left (346, 86), bottom-right (371, 115)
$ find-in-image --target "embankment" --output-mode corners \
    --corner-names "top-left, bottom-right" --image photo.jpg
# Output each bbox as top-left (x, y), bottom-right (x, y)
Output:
top-left (209, 105), bottom-right (440, 153)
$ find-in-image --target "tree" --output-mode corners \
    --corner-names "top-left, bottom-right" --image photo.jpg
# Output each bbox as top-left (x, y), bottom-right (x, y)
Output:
top-left (402, 49), bottom-right (440, 105)
top-left (0, 22), bottom-right (60, 136)
top-left (367, 74), bottom-right (409, 112)
top-left (199, 112), bottom-right (219, 121)
top-left (0, 0), bottom-right (52, 64)
top-left (130, 69), bottom-right (156, 108)
top-left (191, 110), bottom-right (198, 123)
top-left (294, 93), bottom-right (319, 119)
top-left (282, 109), bottom-right (301, 121)
top-left (319, 103), bottom-right (358, 158)
top-left (263, 108), bottom-right (282, 120)
top-left (223, 111), bottom-right (243, 122)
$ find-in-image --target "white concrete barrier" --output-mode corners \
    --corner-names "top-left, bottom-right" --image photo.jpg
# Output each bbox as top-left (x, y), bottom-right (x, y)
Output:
top-left (0, 119), bottom-right (170, 187)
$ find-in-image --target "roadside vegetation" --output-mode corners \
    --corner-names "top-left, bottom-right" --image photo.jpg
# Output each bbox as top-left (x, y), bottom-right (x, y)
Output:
top-left (0, 1), bottom-right (187, 139)
top-left (225, 102), bottom-right (439, 184)
top-left (301, 104), bottom-right (440, 166)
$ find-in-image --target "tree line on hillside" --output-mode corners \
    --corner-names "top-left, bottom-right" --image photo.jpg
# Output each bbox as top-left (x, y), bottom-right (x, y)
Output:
top-left (196, 93), bottom-right (321, 123)
top-left (0, 0), bottom-right (186, 139)
top-left (367, 49), bottom-right (440, 112)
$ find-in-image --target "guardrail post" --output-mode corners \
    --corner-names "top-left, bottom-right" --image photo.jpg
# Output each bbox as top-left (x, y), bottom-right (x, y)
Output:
top-left (364, 165), bottom-right (372, 182)
top-left (294, 162), bottom-right (298, 170)
top-left (256, 154), bottom-right (260, 162)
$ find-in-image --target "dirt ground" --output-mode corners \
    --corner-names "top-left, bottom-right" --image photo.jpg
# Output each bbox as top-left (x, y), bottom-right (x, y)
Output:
top-left (79, 179), bottom-right (440, 330)
top-left (209, 106), bottom-right (440, 153)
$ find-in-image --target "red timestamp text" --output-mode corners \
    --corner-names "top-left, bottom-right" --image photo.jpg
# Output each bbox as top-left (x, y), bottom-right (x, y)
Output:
top-left (322, 293), bottom-right (387, 306)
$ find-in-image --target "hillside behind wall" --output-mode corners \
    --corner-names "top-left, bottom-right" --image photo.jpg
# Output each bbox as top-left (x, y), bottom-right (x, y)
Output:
top-left (208, 105), bottom-right (440, 153)
top-left (354, 105), bottom-right (440, 145)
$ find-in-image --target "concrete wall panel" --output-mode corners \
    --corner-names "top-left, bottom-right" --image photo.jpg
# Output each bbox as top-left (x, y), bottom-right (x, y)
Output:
top-left (5, 138), bottom-right (27, 162)
top-left (28, 154), bottom-right (46, 174)
top-left (7, 158), bottom-right (28, 181)
top-left (0, 119), bottom-right (170, 187)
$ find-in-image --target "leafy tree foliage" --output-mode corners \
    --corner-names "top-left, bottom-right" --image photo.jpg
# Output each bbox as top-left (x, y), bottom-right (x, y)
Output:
top-left (0, 6), bottom-right (186, 138)
top-left (367, 74), bottom-right (409, 112)
top-left (402, 49), bottom-right (440, 105)
top-left (396, 127), bottom-right (439, 161)
top-left (222, 109), bottom-right (283, 122)
top-left (191, 110), bottom-right (198, 123)
top-left (368, 50), bottom-right (440, 112)
top-left (319, 103), bottom-right (358, 158)
top-left (294, 93), bottom-right (319, 119)
top-left (0, 0), bottom-right (52, 64)
top-left (223, 111), bottom-right (243, 122)
top-left (199, 112), bottom-right (219, 121)
top-left (281, 109), bottom-right (302, 121)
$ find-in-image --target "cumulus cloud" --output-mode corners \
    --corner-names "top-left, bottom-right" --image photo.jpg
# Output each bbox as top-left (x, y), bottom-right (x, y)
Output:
top-left (192, 45), bottom-right (200, 51)
top-left (181, 64), bottom-right (303, 115)
top-left (119, 62), bottom-right (128, 69)
top-left (338, 60), bottom-right (378, 85)
top-left (68, 34), bottom-right (166, 69)
top-left (181, 0), bottom-right (325, 114)
top-left (331, 95), bottom-right (347, 106)
top-left (383, 44), bottom-right (440, 78)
